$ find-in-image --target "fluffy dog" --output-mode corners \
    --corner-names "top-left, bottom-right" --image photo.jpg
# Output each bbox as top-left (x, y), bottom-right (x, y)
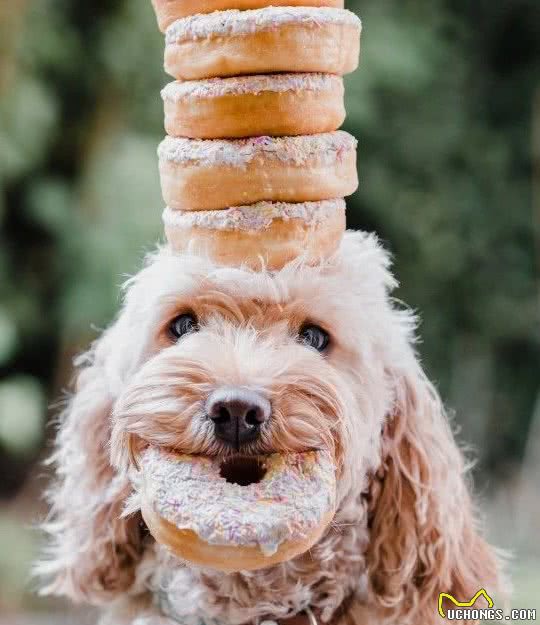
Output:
top-left (37, 232), bottom-right (500, 625)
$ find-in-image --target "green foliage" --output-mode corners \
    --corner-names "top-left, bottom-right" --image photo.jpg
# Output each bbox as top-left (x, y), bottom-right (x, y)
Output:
top-left (0, 0), bottom-right (538, 480)
top-left (345, 0), bottom-right (540, 473)
top-left (0, 375), bottom-right (43, 453)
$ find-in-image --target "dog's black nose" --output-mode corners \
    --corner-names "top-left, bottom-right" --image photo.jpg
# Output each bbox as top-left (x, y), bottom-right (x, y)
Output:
top-left (206, 388), bottom-right (270, 449)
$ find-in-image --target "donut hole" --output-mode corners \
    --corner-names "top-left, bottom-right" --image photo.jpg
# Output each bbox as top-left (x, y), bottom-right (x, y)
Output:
top-left (220, 456), bottom-right (267, 486)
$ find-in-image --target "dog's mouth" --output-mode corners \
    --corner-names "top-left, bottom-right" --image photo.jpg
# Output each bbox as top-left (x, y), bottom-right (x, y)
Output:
top-left (219, 456), bottom-right (267, 486)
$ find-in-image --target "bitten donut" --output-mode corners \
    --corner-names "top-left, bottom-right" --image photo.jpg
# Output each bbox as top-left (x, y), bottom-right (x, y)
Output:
top-left (164, 7), bottom-right (361, 80)
top-left (139, 448), bottom-right (336, 572)
top-left (159, 132), bottom-right (358, 211)
top-left (163, 199), bottom-right (346, 270)
top-left (152, 0), bottom-right (345, 32)
top-left (162, 74), bottom-right (345, 139)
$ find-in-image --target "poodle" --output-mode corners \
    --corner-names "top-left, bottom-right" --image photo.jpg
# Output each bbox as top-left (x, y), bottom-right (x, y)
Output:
top-left (37, 231), bottom-right (501, 625)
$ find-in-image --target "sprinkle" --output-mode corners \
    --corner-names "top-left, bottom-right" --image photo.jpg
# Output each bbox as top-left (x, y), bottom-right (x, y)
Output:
top-left (139, 448), bottom-right (336, 555)
top-left (161, 74), bottom-right (343, 101)
top-left (165, 7), bottom-right (362, 44)
top-left (162, 199), bottom-right (346, 233)
top-left (158, 132), bottom-right (357, 169)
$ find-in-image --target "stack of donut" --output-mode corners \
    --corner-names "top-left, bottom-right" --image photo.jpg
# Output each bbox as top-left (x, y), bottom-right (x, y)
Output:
top-left (138, 0), bottom-right (361, 572)
top-left (152, 0), bottom-right (362, 269)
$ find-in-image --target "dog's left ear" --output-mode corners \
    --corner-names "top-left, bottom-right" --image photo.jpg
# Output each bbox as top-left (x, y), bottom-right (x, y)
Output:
top-left (365, 356), bottom-right (501, 622)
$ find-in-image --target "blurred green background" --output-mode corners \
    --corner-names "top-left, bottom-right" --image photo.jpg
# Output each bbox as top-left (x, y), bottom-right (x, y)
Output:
top-left (0, 0), bottom-right (539, 623)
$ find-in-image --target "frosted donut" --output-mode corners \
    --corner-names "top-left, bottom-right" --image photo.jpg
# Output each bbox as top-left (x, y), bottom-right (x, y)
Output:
top-left (162, 74), bottom-right (345, 139)
top-left (158, 132), bottom-right (358, 211)
top-left (163, 199), bottom-right (346, 270)
top-left (152, 0), bottom-right (345, 32)
top-left (139, 448), bottom-right (336, 572)
top-left (164, 7), bottom-right (361, 80)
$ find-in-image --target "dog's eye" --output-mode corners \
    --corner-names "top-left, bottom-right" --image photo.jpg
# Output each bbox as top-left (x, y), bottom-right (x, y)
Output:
top-left (299, 324), bottom-right (330, 352)
top-left (169, 313), bottom-right (198, 340)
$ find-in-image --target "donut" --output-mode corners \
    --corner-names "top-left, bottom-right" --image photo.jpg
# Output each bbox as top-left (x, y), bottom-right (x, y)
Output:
top-left (162, 74), bottom-right (345, 139)
top-left (164, 7), bottom-right (361, 80)
top-left (158, 132), bottom-right (358, 211)
top-left (152, 0), bottom-right (345, 32)
top-left (161, 74), bottom-right (345, 139)
top-left (163, 199), bottom-right (346, 270)
top-left (139, 447), bottom-right (336, 572)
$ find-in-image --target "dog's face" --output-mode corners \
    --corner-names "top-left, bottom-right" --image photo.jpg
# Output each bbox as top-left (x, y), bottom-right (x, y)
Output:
top-left (110, 232), bottom-right (404, 501)
top-left (39, 232), bottom-right (499, 625)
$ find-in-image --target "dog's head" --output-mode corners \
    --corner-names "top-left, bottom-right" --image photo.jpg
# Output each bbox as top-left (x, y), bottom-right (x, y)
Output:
top-left (109, 231), bottom-right (399, 497)
top-left (38, 232), bottom-right (499, 623)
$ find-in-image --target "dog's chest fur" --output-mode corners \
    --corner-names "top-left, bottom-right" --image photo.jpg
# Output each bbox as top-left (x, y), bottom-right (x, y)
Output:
top-left (136, 493), bottom-right (370, 625)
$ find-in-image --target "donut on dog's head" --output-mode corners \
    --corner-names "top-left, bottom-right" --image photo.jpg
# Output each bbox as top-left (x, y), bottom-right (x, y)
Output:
top-left (38, 232), bottom-right (500, 624)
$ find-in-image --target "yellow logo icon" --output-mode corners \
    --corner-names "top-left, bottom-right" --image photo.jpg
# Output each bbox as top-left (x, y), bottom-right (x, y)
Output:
top-left (438, 589), bottom-right (494, 618)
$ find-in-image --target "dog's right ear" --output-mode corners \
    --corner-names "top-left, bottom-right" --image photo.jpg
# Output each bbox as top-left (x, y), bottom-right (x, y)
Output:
top-left (365, 358), bottom-right (501, 623)
top-left (36, 315), bottom-right (144, 604)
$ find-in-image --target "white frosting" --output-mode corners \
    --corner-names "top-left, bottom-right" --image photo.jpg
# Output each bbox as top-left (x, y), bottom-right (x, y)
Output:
top-left (163, 199), bottom-right (346, 232)
top-left (166, 7), bottom-right (361, 44)
top-left (158, 132), bottom-right (357, 169)
top-left (140, 448), bottom-right (336, 555)
top-left (161, 73), bottom-right (343, 101)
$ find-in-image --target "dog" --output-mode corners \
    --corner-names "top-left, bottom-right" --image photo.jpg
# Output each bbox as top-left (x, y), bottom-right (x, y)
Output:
top-left (37, 231), bottom-right (501, 624)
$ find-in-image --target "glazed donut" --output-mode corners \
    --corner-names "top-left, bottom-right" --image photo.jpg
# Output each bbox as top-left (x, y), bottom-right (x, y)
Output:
top-left (158, 132), bottom-right (358, 211)
top-left (139, 447), bottom-right (336, 572)
top-left (164, 7), bottom-right (361, 80)
top-left (152, 0), bottom-right (345, 32)
top-left (162, 74), bottom-right (345, 139)
top-left (163, 199), bottom-right (346, 270)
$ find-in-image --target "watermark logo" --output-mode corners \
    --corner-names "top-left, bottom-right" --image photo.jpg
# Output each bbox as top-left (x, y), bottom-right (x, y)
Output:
top-left (438, 589), bottom-right (536, 621)
top-left (438, 589), bottom-right (493, 618)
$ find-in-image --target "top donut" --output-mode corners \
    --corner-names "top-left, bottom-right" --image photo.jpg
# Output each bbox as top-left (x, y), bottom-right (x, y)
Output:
top-left (152, 0), bottom-right (345, 32)
top-left (164, 7), bottom-right (362, 80)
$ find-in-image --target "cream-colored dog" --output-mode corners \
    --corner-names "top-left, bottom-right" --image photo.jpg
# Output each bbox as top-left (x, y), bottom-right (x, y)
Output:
top-left (37, 232), bottom-right (500, 625)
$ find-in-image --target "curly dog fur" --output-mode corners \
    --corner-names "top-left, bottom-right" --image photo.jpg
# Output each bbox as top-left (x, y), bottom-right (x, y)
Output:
top-left (37, 232), bottom-right (500, 624)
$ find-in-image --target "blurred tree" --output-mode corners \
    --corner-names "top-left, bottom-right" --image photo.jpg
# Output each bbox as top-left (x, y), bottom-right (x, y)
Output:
top-left (0, 0), bottom-right (539, 492)
top-left (0, 0), bottom-right (163, 491)
top-left (345, 0), bottom-right (540, 477)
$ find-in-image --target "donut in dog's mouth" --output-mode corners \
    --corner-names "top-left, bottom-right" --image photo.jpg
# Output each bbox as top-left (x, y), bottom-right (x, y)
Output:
top-left (138, 447), bottom-right (336, 570)
top-left (219, 456), bottom-right (267, 486)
